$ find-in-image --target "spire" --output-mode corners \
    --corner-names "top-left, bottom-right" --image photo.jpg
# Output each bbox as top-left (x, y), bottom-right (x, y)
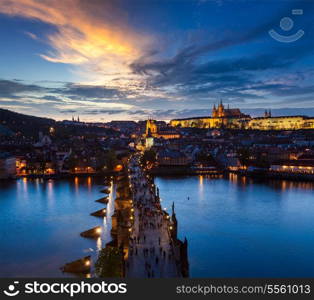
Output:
top-left (172, 201), bottom-right (175, 216)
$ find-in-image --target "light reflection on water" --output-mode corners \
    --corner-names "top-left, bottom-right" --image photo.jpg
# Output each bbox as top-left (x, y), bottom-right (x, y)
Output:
top-left (1, 174), bottom-right (314, 277)
top-left (155, 174), bottom-right (314, 277)
top-left (0, 176), bottom-right (114, 278)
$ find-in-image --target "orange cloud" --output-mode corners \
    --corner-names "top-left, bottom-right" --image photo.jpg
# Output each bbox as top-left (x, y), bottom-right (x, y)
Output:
top-left (0, 0), bottom-right (152, 85)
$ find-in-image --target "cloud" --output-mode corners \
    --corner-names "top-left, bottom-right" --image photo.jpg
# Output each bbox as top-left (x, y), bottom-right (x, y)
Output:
top-left (24, 31), bottom-right (38, 40)
top-left (1, 1), bottom-right (314, 121)
top-left (59, 83), bottom-right (125, 100)
top-left (0, 79), bottom-right (45, 97)
top-left (42, 95), bottom-right (62, 101)
top-left (0, 0), bottom-right (152, 85)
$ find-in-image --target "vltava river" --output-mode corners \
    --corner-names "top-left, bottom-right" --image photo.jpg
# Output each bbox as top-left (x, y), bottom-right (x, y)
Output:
top-left (156, 174), bottom-right (314, 277)
top-left (0, 177), bottom-right (115, 277)
top-left (0, 175), bottom-right (313, 277)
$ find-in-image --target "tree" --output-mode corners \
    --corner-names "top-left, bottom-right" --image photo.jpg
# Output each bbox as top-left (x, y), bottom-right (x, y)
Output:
top-left (141, 149), bottom-right (156, 165)
top-left (103, 150), bottom-right (118, 171)
top-left (237, 148), bottom-right (251, 167)
top-left (95, 247), bottom-right (123, 278)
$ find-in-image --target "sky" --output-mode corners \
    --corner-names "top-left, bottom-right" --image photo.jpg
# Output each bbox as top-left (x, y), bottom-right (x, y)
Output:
top-left (0, 0), bottom-right (314, 122)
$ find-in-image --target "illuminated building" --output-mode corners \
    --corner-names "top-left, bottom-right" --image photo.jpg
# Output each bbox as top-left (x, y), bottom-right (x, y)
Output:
top-left (170, 102), bottom-right (314, 130)
top-left (170, 101), bottom-right (250, 129)
top-left (72, 166), bottom-right (96, 174)
top-left (246, 116), bottom-right (314, 130)
top-left (270, 161), bottom-right (314, 174)
top-left (144, 119), bottom-right (180, 149)
top-left (145, 119), bottom-right (180, 139)
top-left (212, 100), bottom-right (248, 118)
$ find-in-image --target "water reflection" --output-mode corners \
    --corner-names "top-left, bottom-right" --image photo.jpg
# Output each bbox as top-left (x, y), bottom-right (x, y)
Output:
top-left (156, 175), bottom-right (314, 277)
top-left (87, 176), bottom-right (92, 191)
top-left (1, 174), bottom-right (313, 277)
top-left (0, 176), bottom-right (115, 277)
top-left (199, 175), bottom-right (203, 191)
top-left (227, 173), bottom-right (314, 192)
top-left (74, 177), bottom-right (79, 193)
top-left (96, 237), bottom-right (102, 252)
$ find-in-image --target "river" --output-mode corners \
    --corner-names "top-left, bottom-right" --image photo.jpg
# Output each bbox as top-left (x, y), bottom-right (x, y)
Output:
top-left (0, 175), bottom-right (313, 277)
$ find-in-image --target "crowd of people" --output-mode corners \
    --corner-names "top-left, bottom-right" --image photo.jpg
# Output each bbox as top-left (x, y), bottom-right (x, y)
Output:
top-left (125, 156), bottom-right (178, 278)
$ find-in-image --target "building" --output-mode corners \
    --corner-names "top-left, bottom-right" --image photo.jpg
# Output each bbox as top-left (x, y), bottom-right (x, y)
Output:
top-left (157, 149), bottom-right (189, 166)
top-left (270, 160), bottom-right (314, 174)
top-left (146, 119), bottom-right (180, 139)
top-left (0, 152), bottom-right (16, 179)
top-left (143, 119), bottom-right (180, 149)
top-left (170, 101), bottom-right (250, 129)
top-left (212, 100), bottom-right (248, 118)
top-left (246, 116), bottom-right (314, 130)
top-left (170, 102), bottom-right (314, 130)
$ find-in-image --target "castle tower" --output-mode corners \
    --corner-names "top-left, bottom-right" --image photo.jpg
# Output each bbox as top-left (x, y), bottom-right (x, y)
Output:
top-left (212, 104), bottom-right (217, 117)
top-left (269, 109), bottom-right (272, 117)
top-left (218, 100), bottom-right (224, 117)
top-left (264, 110), bottom-right (268, 118)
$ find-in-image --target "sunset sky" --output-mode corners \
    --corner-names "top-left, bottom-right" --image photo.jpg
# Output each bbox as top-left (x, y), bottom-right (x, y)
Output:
top-left (0, 0), bottom-right (314, 121)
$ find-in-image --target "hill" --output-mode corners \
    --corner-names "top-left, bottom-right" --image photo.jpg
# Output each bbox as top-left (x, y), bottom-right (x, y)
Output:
top-left (0, 108), bottom-right (55, 136)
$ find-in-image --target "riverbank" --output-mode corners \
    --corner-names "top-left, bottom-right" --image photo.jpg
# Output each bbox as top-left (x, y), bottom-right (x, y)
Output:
top-left (232, 169), bottom-right (314, 182)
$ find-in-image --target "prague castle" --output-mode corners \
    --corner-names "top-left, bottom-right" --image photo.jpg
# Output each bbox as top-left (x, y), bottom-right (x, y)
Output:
top-left (212, 100), bottom-right (249, 118)
top-left (170, 101), bottom-right (314, 130)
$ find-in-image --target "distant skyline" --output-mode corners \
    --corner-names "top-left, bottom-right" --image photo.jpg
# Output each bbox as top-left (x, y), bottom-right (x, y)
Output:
top-left (0, 0), bottom-right (314, 121)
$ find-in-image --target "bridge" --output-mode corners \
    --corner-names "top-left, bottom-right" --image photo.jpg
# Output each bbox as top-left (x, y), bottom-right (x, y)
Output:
top-left (108, 154), bottom-right (189, 278)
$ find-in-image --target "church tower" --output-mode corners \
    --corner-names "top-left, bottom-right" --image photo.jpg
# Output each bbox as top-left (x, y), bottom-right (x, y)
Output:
top-left (145, 119), bottom-right (157, 136)
top-left (218, 100), bottom-right (224, 117)
top-left (212, 104), bottom-right (217, 117)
